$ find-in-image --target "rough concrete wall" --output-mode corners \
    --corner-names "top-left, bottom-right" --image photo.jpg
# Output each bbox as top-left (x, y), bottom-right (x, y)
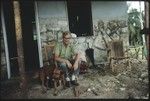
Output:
top-left (91, 1), bottom-right (129, 63)
top-left (37, 1), bottom-right (69, 46)
top-left (92, 1), bottom-right (128, 21)
top-left (37, 1), bottom-right (129, 64)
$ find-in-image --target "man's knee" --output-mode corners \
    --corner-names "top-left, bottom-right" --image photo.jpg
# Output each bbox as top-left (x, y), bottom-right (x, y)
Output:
top-left (60, 63), bottom-right (67, 67)
top-left (59, 63), bottom-right (68, 71)
top-left (74, 53), bottom-right (80, 61)
top-left (77, 53), bottom-right (80, 57)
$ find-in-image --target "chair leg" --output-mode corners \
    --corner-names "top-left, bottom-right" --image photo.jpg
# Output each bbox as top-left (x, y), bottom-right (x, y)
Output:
top-left (53, 80), bottom-right (58, 96)
top-left (111, 59), bottom-right (115, 73)
top-left (62, 74), bottom-right (66, 89)
top-left (127, 59), bottom-right (131, 71)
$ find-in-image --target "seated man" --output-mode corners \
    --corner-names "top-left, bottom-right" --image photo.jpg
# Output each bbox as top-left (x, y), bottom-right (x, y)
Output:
top-left (54, 31), bottom-right (80, 87)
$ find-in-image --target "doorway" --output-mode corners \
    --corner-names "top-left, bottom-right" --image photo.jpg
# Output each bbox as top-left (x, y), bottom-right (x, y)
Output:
top-left (20, 1), bottom-right (39, 72)
top-left (67, 0), bottom-right (93, 37)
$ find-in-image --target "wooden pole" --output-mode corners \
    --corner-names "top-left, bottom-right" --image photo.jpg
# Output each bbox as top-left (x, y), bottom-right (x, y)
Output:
top-left (13, 1), bottom-right (27, 98)
top-left (145, 1), bottom-right (149, 60)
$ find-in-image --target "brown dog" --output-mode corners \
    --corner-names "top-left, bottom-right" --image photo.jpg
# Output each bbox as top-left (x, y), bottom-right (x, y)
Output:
top-left (39, 63), bottom-right (65, 95)
top-left (39, 64), bottom-right (54, 93)
top-left (52, 67), bottom-right (66, 96)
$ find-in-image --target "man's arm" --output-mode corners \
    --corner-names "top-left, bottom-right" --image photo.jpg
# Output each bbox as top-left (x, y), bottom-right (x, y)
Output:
top-left (54, 53), bottom-right (67, 63)
top-left (54, 43), bottom-right (66, 63)
top-left (55, 54), bottom-right (72, 68)
top-left (54, 43), bottom-right (72, 68)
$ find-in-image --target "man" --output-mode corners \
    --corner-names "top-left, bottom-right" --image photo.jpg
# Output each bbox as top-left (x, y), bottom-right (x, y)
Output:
top-left (54, 31), bottom-right (80, 87)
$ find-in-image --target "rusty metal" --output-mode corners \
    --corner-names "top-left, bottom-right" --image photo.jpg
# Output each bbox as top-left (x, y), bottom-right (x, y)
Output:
top-left (13, 1), bottom-right (27, 98)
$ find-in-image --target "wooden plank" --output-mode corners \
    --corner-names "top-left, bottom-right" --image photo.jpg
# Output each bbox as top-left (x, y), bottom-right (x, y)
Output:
top-left (13, 1), bottom-right (27, 98)
top-left (109, 40), bottom-right (124, 58)
top-left (145, 2), bottom-right (149, 60)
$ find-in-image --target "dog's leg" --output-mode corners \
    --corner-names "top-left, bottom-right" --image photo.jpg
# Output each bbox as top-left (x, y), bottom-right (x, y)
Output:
top-left (62, 75), bottom-right (66, 89)
top-left (59, 80), bottom-right (62, 87)
top-left (53, 80), bottom-right (59, 96)
top-left (40, 71), bottom-right (47, 93)
top-left (45, 76), bottom-right (50, 90)
top-left (58, 79), bottom-right (64, 90)
top-left (74, 86), bottom-right (80, 97)
top-left (41, 80), bottom-right (47, 93)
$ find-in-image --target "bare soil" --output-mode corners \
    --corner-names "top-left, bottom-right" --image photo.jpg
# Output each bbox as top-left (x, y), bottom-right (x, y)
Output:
top-left (0, 59), bottom-right (149, 99)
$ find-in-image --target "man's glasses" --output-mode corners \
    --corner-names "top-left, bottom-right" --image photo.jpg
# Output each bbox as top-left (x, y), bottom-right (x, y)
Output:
top-left (64, 37), bottom-right (71, 39)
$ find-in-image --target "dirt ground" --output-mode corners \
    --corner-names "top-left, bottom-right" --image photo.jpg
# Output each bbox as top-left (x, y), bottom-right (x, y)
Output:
top-left (0, 58), bottom-right (149, 99)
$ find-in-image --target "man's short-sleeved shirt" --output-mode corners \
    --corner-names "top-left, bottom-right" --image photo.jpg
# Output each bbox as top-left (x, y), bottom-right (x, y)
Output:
top-left (54, 42), bottom-right (75, 60)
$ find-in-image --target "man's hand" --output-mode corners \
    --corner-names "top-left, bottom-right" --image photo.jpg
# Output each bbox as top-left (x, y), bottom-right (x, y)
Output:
top-left (65, 60), bottom-right (72, 69)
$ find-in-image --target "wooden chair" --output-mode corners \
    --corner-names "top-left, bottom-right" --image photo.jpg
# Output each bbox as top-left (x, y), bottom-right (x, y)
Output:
top-left (107, 40), bottom-right (131, 73)
top-left (42, 44), bottom-right (66, 95)
top-left (43, 44), bottom-right (63, 77)
top-left (43, 44), bottom-right (55, 65)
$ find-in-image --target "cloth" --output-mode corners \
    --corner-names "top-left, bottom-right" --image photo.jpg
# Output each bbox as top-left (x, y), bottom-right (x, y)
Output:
top-left (54, 42), bottom-right (79, 80)
top-left (54, 42), bottom-right (76, 60)
top-left (57, 62), bottom-right (80, 80)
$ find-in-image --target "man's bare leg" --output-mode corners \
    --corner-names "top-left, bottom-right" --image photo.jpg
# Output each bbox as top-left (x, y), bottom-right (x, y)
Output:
top-left (71, 53), bottom-right (81, 86)
top-left (73, 53), bottom-right (81, 71)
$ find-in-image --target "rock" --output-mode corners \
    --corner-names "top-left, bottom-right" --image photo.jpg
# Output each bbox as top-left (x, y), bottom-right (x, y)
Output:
top-left (139, 78), bottom-right (142, 81)
top-left (141, 72), bottom-right (148, 79)
top-left (143, 78), bottom-right (149, 84)
top-left (141, 96), bottom-right (149, 99)
top-left (120, 88), bottom-right (125, 91)
top-left (87, 88), bottom-right (91, 92)
top-left (127, 89), bottom-right (137, 99)
top-left (117, 75), bottom-right (131, 84)
top-left (91, 89), bottom-right (99, 96)
top-left (92, 87), bottom-right (95, 90)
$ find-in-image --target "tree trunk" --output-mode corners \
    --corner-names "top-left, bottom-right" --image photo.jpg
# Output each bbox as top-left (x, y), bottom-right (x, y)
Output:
top-left (13, 1), bottom-right (27, 98)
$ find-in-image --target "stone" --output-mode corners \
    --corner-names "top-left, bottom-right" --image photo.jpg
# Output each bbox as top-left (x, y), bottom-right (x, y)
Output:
top-left (143, 78), bottom-right (149, 84)
top-left (120, 88), bottom-right (125, 91)
top-left (141, 72), bottom-right (148, 79)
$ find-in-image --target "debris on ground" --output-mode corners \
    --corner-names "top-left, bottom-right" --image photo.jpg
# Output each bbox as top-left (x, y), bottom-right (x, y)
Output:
top-left (0, 59), bottom-right (149, 99)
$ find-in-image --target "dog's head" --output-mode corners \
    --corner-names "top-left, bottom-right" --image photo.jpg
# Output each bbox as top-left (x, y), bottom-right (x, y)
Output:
top-left (52, 68), bottom-right (62, 80)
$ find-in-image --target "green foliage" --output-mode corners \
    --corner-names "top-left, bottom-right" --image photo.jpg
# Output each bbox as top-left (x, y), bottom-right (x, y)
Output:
top-left (128, 8), bottom-right (143, 46)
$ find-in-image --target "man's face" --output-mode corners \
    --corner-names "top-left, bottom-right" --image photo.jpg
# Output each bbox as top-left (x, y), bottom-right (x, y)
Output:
top-left (63, 34), bottom-right (71, 45)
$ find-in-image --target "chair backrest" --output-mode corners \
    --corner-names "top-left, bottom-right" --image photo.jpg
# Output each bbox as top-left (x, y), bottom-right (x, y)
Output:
top-left (44, 44), bottom-right (55, 59)
top-left (108, 40), bottom-right (124, 58)
top-left (43, 44), bottom-right (55, 65)
top-left (43, 43), bottom-right (60, 69)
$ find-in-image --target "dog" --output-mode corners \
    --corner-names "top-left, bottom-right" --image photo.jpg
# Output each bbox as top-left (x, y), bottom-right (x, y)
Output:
top-left (39, 62), bottom-right (65, 95)
top-left (52, 67), bottom-right (66, 96)
top-left (39, 64), bottom-right (54, 93)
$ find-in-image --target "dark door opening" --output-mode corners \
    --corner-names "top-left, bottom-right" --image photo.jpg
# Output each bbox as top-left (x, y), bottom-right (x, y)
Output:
top-left (20, 1), bottom-right (39, 72)
top-left (67, 0), bottom-right (93, 37)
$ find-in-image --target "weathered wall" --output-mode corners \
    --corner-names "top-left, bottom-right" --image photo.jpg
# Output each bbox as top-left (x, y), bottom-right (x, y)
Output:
top-left (37, 1), bottom-right (69, 43)
top-left (92, 1), bottom-right (128, 21)
top-left (91, 1), bottom-right (129, 63)
top-left (37, 1), bottom-right (129, 64)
